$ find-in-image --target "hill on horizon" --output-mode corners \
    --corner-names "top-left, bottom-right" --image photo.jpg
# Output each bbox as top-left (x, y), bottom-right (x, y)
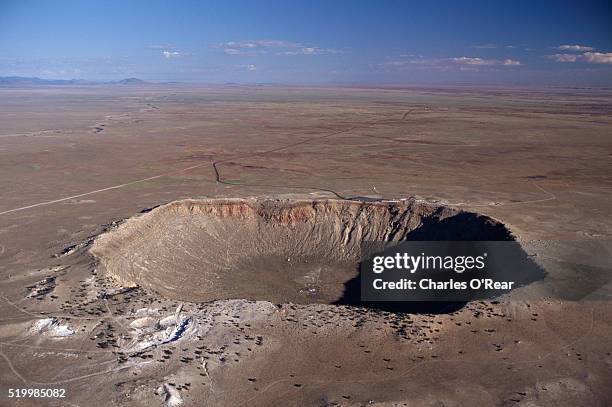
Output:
top-left (0, 76), bottom-right (150, 86)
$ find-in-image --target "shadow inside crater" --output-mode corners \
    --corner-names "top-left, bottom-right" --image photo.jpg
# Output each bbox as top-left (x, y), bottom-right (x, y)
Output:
top-left (334, 211), bottom-right (545, 314)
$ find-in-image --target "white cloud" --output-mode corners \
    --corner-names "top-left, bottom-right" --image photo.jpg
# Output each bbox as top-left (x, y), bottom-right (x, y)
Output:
top-left (222, 40), bottom-right (300, 49)
top-left (383, 55), bottom-right (522, 70)
top-left (452, 57), bottom-right (495, 66)
top-left (299, 47), bottom-right (319, 55)
top-left (502, 59), bottom-right (522, 66)
top-left (451, 56), bottom-right (521, 66)
top-left (279, 47), bottom-right (340, 55)
top-left (214, 40), bottom-right (301, 55)
top-left (557, 44), bottom-right (594, 52)
top-left (549, 53), bottom-right (579, 62)
top-left (253, 40), bottom-right (300, 48)
top-left (162, 50), bottom-right (181, 59)
top-left (214, 39), bottom-right (339, 56)
top-left (223, 48), bottom-right (258, 56)
top-left (549, 51), bottom-right (612, 64)
top-left (581, 52), bottom-right (612, 64)
top-left (471, 44), bottom-right (497, 49)
top-left (383, 60), bottom-right (410, 66)
top-left (236, 64), bottom-right (257, 71)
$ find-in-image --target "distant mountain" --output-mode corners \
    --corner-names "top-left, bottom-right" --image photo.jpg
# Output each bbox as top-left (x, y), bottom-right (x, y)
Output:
top-left (114, 77), bottom-right (148, 85)
top-left (0, 76), bottom-right (150, 86)
top-left (0, 76), bottom-right (89, 85)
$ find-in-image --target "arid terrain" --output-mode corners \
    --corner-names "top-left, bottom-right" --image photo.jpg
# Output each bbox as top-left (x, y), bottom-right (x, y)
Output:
top-left (0, 85), bottom-right (611, 406)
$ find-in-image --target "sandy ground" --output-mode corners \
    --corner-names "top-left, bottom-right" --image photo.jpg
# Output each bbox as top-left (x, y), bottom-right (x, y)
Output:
top-left (0, 85), bottom-right (611, 406)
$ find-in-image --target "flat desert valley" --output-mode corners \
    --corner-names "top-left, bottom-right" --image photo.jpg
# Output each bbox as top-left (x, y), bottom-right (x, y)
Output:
top-left (0, 85), bottom-right (611, 406)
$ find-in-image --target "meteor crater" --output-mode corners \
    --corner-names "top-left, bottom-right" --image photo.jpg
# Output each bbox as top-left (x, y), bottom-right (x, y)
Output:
top-left (91, 198), bottom-right (515, 304)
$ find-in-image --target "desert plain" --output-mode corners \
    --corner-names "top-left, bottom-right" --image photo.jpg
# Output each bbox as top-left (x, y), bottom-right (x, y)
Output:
top-left (0, 84), bottom-right (611, 406)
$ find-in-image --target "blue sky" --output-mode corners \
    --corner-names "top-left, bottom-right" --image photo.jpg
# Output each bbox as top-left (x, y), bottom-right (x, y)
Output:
top-left (1, 0), bottom-right (611, 85)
